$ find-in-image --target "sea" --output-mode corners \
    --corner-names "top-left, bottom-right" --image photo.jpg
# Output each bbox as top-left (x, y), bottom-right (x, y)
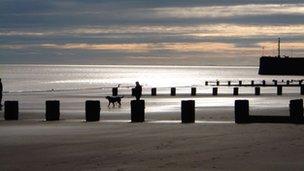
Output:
top-left (1, 64), bottom-right (303, 93)
top-left (1, 64), bottom-right (304, 115)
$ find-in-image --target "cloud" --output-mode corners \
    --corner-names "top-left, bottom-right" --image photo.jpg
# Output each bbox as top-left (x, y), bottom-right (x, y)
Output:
top-left (0, 42), bottom-right (259, 53)
top-left (40, 43), bottom-right (151, 52)
top-left (187, 24), bottom-right (304, 37)
top-left (1, 1), bottom-right (304, 65)
top-left (0, 44), bottom-right (29, 49)
top-left (0, 31), bottom-right (47, 36)
top-left (3, 24), bottom-right (304, 37)
top-left (2, 2), bottom-right (304, 28)
top-left (150, 4), bottom-right (304, 18)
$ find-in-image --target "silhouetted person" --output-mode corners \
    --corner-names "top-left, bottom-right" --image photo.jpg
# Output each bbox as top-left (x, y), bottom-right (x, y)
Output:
top-left (0, 79), bottom-right (2, 108)
top-left (134, 81), bottom-right (142, 100)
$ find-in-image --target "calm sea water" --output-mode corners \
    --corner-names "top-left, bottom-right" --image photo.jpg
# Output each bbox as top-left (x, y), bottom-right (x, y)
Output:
top-left (1, 64), bottom-right (303, 92)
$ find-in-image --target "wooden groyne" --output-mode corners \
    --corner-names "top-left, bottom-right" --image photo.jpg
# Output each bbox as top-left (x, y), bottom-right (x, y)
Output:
top-left (2, 98), bottom-right (303, 124)
top-left (235, 99), bottom-right (304, 124)
top-left (122, 85), bottom-right (304, 96)
top-left (205, 80), bottom-right (303, 87)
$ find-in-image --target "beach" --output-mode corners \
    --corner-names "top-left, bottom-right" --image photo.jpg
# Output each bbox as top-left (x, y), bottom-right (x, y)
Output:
top-left (1, 87), bottom-right (304, 170)
top-left (0, 65), bottom-right (304, 170)
top-left (1, 120), bottom-right (304, 170)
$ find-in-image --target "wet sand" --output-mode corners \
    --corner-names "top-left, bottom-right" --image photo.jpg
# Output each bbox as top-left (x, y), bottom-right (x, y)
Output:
top-left (0, 89), bottom-right (304, 170)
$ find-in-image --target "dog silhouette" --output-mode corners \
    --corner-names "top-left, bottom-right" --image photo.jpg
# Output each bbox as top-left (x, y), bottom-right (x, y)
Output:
top-left (105, 96), bottom-right (124, 107)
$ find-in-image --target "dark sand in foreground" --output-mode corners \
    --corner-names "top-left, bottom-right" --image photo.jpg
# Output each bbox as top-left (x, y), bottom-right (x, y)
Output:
top-left (1, 121), bottom-right (304, 170)
top-left (1, 90), bottom-right (304, 170)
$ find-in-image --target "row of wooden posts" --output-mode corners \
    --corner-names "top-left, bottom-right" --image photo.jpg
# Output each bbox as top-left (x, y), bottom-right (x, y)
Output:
top-left (113, 85), bottom-right (304, 96)
top-left (2, 99), bottom-right (303, 124)
top-left (205, 80), bottom-right (303, 86)
top-left (235, 99), bottom-right (304, 124)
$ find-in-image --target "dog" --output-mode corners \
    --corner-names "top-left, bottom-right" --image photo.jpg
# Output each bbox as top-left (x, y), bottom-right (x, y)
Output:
top-left (105, 95), bottom-right (124, 107)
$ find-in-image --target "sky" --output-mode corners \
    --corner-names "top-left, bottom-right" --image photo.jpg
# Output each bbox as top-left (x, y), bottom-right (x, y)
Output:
top-left (1, 0), bottom-right (304, 66)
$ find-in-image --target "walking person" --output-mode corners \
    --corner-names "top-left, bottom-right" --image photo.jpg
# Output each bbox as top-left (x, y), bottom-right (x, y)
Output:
top-left (134, 81), bottom-right (142, 100)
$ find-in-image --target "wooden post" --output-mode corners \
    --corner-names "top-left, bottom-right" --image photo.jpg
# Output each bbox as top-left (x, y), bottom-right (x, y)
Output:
top-left (151, 88), bottom-right (157, 96)
top-left (235, 100), bottom-right (249, 123)
top-left (4, 101), bottom-right (19, 120)
top-left (277, 85), bottom-right (282, 95)
top-left (290, 99), bottom-right (303, 123)
top-left (286, 80), bottom-right (290, 86)
top-left (262, 80), bottom-right (266, 86)
top-left (131, 100), bottom-right (145, 122)
top-left (112, 87), bottom-right (118, 96)
top-left (181, 100), bottom-right (195, 123)
top-left (233, 87), bottom-right (239, 96)
top-left (191, 87), bottom-right (196, 96)
top-left (205, 81), bottom-right (208, 86)
top-left (228, 81), bottom-right (231, 86)
top-left (301, 85), bottom-right (304, 95)
top-left (239, 81), bottom-right (242, 86)
top-left (171, 87), bottom-right (176, 96)
top-left (212, 87), bottom-right (218, 96)
top-left (45, 100), bottom-right (60, 121)
top-left (85, 101), bottom-right (100, 122)
top-left (255, 87), bottom-right (260, 95)
top-left (131, 88), bottom-right (136, 96)
top-left (251, 80), bottom-right (254, 86)
top-left (216, 81), bottom-right (220, 86)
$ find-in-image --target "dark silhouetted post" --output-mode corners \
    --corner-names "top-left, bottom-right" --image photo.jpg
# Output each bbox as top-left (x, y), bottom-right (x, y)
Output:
top-left (235, 100), bottom-right (249, 123)
top-left (171, 87), bottom-right (176, 96)
top-left (45, 100), bottom-right (60, 121)
top-left (289, 99), bottom-right (303, 123)
top-left (228, 81), bottom-right (231, 86)
top-left (251, 80), bottom-right (254, 86)
top-left (181, 100), bottom-right (195, 123)
top-left (131, 88), bottom-right (136, 96)
top-left (301, 85), bottom-right (304, 95)
top-left (299, 80), bottom-right (303, 85)
top-left (85, 101), bottom-right (100, 122)
top-left (212, 87), bottom-right (218, 96)
top-left (233, 87), bottom-right (239, 95)
top-left (4, 101), bottom-right (19, 120)
top-left (0, 79), bottom-right (2, 110)
top-left (191, 87), bottom-right (196, 96)
top-left (216, 81), bottom-right (220, 86)
top-left (112, 87), bottom-right (118, 96)
top-left (262, 80), bottom-right (266, 86)
top-left (273, 80), bottom-right (277, 86)
top-left (131, 100), bottom-right (145, 122)
top-left (255, 87), bottom-right (260, 95)
top-left (239, 81), bottom-right (242, 86)
top-left (277, 85), bottom-right (282, 95)
top-left (151, 88), bottom-right (157, 96)
top-left (286, 80), bottom-right (290, 86)
top-left (205, 81), bottom-right (208, 86)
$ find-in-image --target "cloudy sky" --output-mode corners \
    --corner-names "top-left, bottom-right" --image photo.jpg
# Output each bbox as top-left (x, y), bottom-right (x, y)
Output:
top-left (1, 0), bottom-right (304, 65)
